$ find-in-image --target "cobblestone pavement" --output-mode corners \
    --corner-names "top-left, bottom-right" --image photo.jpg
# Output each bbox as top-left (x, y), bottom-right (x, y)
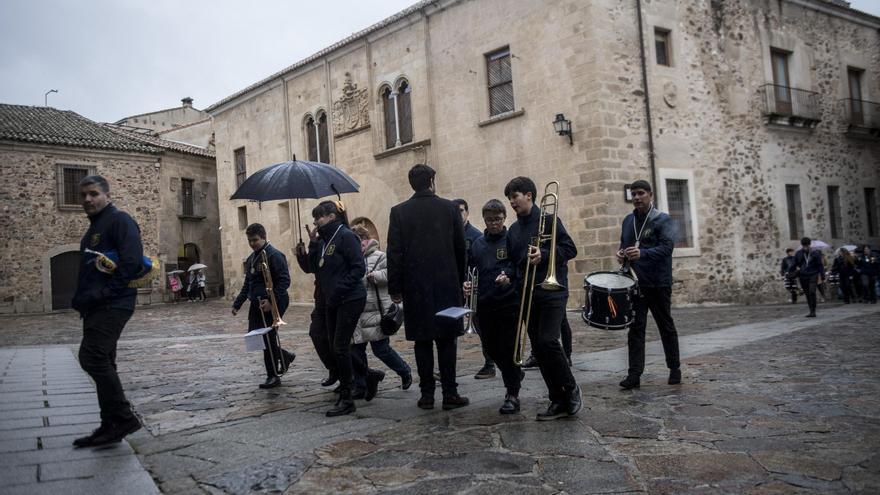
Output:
top-left (1, 300), bottom-right (879, 493)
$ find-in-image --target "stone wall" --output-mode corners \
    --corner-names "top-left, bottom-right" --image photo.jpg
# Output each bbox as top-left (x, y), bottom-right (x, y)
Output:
top-left (210, 0), bottom-right (880, 306)
top-left (159, 119), bottom-right (214, 149)
top-left (0, 142), bottom-right (161, 313)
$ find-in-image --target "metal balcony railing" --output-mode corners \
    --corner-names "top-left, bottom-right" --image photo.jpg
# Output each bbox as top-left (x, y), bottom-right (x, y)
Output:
top-left (760, 84), bottom-right (822, 124)
top-left (840, 98), bottom-right (880, 130)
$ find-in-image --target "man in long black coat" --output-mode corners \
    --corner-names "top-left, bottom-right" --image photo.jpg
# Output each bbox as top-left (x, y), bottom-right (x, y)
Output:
top-left (387, 164), bottom-right (469, 410)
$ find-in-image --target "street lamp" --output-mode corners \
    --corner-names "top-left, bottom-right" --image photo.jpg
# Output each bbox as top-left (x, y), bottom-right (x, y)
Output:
top-left (553, 113), bottom-right (572, 146)
top-left (44, 89), bottom-right (58, 107)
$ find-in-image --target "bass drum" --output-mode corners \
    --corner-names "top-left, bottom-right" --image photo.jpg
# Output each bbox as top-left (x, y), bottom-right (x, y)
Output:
top-left (582, 271), bottom-right (636, 330)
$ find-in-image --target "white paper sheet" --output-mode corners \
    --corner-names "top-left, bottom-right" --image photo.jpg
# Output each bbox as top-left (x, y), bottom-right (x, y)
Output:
top-left (244, 327), bottom-right (272, 352)
top-left (435, 306), bottom-right (472, 320)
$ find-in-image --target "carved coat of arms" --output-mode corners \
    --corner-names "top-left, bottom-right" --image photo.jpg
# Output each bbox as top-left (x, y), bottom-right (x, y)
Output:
top-left (332, 72), bottom-right (370, 137)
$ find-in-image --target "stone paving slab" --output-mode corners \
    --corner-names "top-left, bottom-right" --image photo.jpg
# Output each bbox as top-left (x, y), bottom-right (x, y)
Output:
top-left (0, 347), bottom-right (159, 494)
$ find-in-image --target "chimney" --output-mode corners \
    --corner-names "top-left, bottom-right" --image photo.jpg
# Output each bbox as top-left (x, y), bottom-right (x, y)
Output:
top-left (181, 97), bottom-right (194, 108)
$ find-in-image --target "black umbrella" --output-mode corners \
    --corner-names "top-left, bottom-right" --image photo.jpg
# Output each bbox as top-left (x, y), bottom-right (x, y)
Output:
top-left (230, 159), bottom-right (359, 201)
top-left (230, 159), bottom-right (360, 242)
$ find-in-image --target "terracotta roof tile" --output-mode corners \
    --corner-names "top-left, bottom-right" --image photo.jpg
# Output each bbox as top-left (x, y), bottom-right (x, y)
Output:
top-left (104, 124), bottom-right (215, 159)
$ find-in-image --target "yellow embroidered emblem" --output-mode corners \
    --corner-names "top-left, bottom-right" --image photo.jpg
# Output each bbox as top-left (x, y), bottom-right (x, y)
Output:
top-left (90, 233), bottom-right (101, 247)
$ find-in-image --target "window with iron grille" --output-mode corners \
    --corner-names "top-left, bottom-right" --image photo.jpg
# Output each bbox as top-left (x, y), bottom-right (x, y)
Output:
top-left (317, 112), bottom-right (329, 163)
top-left (827, 186), bottom-right (842, 239)
top-left (785, 184), bottom-right (804, 240)
top-left (181, 178), bottom-right (194, 216)
top-left (486, 48), bottom-right (514, 117)
top-left (866, 188), bottom-right (878, 237)
top-left (238, 206), bottom-right (248, 230)
top-left (234, 147), bottom-right (246, 188)
top-left (56, 164), bottom-right (96, 208)
top-left (382, 87), bottom-right (397, 149)
top-left (306, 115), bottom-right (318, 162)
top-left (665, 179), bottom-right (693, 248)
top-left (654, 28), bottom-right (671, 66)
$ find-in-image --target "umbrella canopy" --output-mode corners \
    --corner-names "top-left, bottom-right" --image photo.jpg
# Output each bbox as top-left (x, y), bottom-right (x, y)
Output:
top-left (167, 270), bottom-right (185, 275)
top-left (809, 240), bottom-right (831, 249)
top-left (188, 263), bottom-right (208, 271)
top-left (230, 160), bottom-right (359, 201)
top-left (841, 244), bottom-right (858, 252)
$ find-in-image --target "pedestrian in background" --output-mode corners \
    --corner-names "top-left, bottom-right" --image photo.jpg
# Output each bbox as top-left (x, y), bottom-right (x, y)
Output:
top-left (831, 248), bottom-right (857, 304)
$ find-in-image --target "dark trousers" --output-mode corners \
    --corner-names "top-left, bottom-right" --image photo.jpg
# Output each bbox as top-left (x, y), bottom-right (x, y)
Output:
top-left (627, 286), bottom-right (681, 377)
top-left (79, 308), bottom-right (135, 425)
top-left (326, 298), bottom-right (367, 391)
top-left (353, 338), bottom-right (411, 388)
top-left (840, 276), bottom-right (854, 303)
top-left (862, 275), bottom-right (878, 303)
top-left (473, 317), bottom-right (495, 367)
top-left (246, 303), bottom-right (292, 378)
top-left (527, 297), bottom-right (577, 403)
top-left (799, 275), bottom-right (818, 313)
top-left (414, 337), bottom-right (458, 396)
top-left (309, 297), bottom-right (336, 376)
top-left (560, 316), bottom-right (573, 358)
top-left (479, 305), bottom-right (522, 396)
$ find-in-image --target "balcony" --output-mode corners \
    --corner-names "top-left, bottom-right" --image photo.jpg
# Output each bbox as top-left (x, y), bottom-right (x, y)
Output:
top-left (760, 84), bottom-right (821, 129)
top-left (840, 98), bottom-right (880, 140)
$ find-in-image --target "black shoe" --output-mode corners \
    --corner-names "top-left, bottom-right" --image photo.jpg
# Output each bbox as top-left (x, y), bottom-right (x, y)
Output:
top-left (474, 364), bottom-right (496, 379)
top-left (522, 355), bottom-right (539, 369)
top-left (321, 372), bottom-right (339, 387)
top-left (417, 394), bottom-right (435, 409)
top-left (365, 370), bottom-right (385, 402)
top-left (400, 372), bottom-right (413, 390)
top-left (567, 385), bottom-right (582, 416)
top-left (442, 394), bottom-right (470, 410)
top-left (806, 312), bottom-right (816, 317)
top-left (668, 368), bottom-right (682, 385)
top-left (499, 395), bottom-right (520, 415)
top-left (282, 350), bottom-right (296, 371)
top-left (326, 391), bottom-right (356, 417)
top-left (89, 417), bottom-right (141, 447)
top-left (259, 376), bottom-right (281, 389)
top-left (351, 387), bottom-right (366, 400)
top-left (73, 424), bottom-right (109, 448)
top-left (536, 402), bottom-right (568, 421)
top-left (619, 375), bottom-right (640, 390)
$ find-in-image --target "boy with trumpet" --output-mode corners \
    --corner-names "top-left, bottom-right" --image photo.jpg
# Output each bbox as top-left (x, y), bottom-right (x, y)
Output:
top-left (505, 177), bottom-right (581, 421)
top-left (463, 199), bottom-right (522, 414)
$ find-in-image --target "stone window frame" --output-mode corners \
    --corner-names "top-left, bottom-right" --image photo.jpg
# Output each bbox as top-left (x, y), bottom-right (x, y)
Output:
top-left (233, 147), bottom-right (247, 188)
top-left (826, 185), bottom-right (842, 240)
top-left (653, 27), bottom-right (672, 67)
top-left (378, 76), bottom-right (414, 150)
top-left (656, 168), bottom-right (701, 258)
top-left (56, 163), bottom-right (97, 211)
top-left (303, 110), bottom-right (330, 163)
top-left (237, 205), bottom-right (248, 231)
top-left (485, 46), bottom-right (515, 118)
top-left (783, 183), bottom-right (805, 241)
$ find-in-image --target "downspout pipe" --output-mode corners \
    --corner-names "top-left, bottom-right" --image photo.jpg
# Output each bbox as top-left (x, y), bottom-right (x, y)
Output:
top-left (635, 0), bottom-right (658, 199)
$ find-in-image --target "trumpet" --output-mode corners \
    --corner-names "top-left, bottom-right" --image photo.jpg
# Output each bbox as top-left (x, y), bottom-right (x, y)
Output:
top-left (259, 249), bottom-right (288, 375)
top-left (513, 181), bottom-right (565, 366)
top-left (463, 267), bottom-right (479, 334)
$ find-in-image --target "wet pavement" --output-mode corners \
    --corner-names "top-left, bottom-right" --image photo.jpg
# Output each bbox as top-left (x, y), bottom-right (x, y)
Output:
top-left (1, 298), bottom-right (879, 494)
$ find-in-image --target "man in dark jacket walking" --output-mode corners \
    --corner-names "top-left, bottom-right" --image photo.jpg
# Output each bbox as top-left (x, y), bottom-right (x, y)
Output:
top-left (71, 175), bottom-right (143, 448)
top-left (617, 180), bottom-right (681, 390)
top-left (232, 224), bottom-right (296, 389)
top-left (388, 164), bottom-right (469, 410)
top-left (788, 237), bottom-right (825, 317)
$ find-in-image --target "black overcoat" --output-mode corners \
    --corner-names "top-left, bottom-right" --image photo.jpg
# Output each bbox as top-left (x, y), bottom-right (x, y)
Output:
top-left (387, 190), bottom-right (466, 341)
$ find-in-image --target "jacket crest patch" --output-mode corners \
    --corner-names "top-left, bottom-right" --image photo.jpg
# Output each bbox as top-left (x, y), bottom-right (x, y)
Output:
top-left (90, 233), bottom-right (101, 247)
top-left (326, 244), bottom-right (336, 256)
top-left (496, 248), bottom-right (508, 260)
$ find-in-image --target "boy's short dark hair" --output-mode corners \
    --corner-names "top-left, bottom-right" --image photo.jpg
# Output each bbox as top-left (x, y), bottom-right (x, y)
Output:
top-left (311, 200), bottom-right (349, 226)
top-left (801, 237), bottom-right (811, 247)
top-left (785, 248), bottom-right (794, 254)
top-left (408, 164), bottom-right (435, 192)
top-left (452, 198), bottom-right (468, 211)
top-left (482, 199), bottom-right (507, 217)
top-left (245, 223), bottom-right (267, 239)
top-left (503, 176), bottom-right (537, 201)
top-left (79, 175), bottom-right (110, 193)
top-left (630, 180), bottom-right (652, 192)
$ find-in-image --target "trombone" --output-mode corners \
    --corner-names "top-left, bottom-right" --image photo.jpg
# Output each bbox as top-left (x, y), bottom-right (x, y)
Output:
top-left (259, 249), bottom-right (289, 375)
top-left (463, 267), bottom-right (479, 334)
top-left (513, 181), bottom-right (565, 365)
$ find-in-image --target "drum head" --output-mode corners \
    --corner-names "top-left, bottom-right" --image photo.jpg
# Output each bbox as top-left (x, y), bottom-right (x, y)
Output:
top-left (585, 272), bottom-right (636, 290)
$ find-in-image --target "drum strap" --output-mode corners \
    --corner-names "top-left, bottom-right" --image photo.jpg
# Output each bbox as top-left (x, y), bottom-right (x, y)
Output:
top-left (607, 295), bottom-right (618, 318)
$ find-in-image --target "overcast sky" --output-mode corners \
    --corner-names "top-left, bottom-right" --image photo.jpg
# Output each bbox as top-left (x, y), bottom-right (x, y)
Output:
top-left (1, 0), bottom-right (878, 124)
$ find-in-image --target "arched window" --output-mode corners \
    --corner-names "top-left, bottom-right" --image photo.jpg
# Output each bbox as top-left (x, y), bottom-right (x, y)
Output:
top-left (305, 112), bottom-right (330, 163)
top-left (381, 79), bottom-right (414, 149)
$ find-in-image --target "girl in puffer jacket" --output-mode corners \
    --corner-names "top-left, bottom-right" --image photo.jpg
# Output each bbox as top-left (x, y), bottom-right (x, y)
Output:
top-left (351, 226), bottom-right (413, 395)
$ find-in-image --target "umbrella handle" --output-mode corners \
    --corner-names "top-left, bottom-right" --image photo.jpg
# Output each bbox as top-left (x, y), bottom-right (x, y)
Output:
top-left (295, 199), bottom-right (303, 244)
top-left (331, 184), bottom-right (341, 201)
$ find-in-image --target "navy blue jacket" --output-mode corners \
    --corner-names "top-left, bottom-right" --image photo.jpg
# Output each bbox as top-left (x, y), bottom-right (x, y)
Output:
top-left (72, 203), bottom-right (144, 316)
top-left (305, 220), bottom-right (366, 307)
top-left (233, 242), bottom-right (291, 312)
top-left (508, 205), bottom-right (577, 302)
top-left (780, 256), bottom-right (797, 277)
top-left (789, 248), bottom-right (825, 278)
top-left (469, 227), bottom-right (517, 309)
top-left (619, 207), bottom-right (675, 287)
top-left (857, 254), bottom-right (877, 277)
top-left (464, 221), bottom-right (482, 258)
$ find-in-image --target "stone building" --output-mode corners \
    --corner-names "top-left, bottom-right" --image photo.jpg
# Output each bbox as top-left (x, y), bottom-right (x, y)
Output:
top-left (0, 104), bottom-right (221, 314)
top-left (115, 97), bottom-right (210, 133)
top-left (206, 0), bottom-right (879, 306)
